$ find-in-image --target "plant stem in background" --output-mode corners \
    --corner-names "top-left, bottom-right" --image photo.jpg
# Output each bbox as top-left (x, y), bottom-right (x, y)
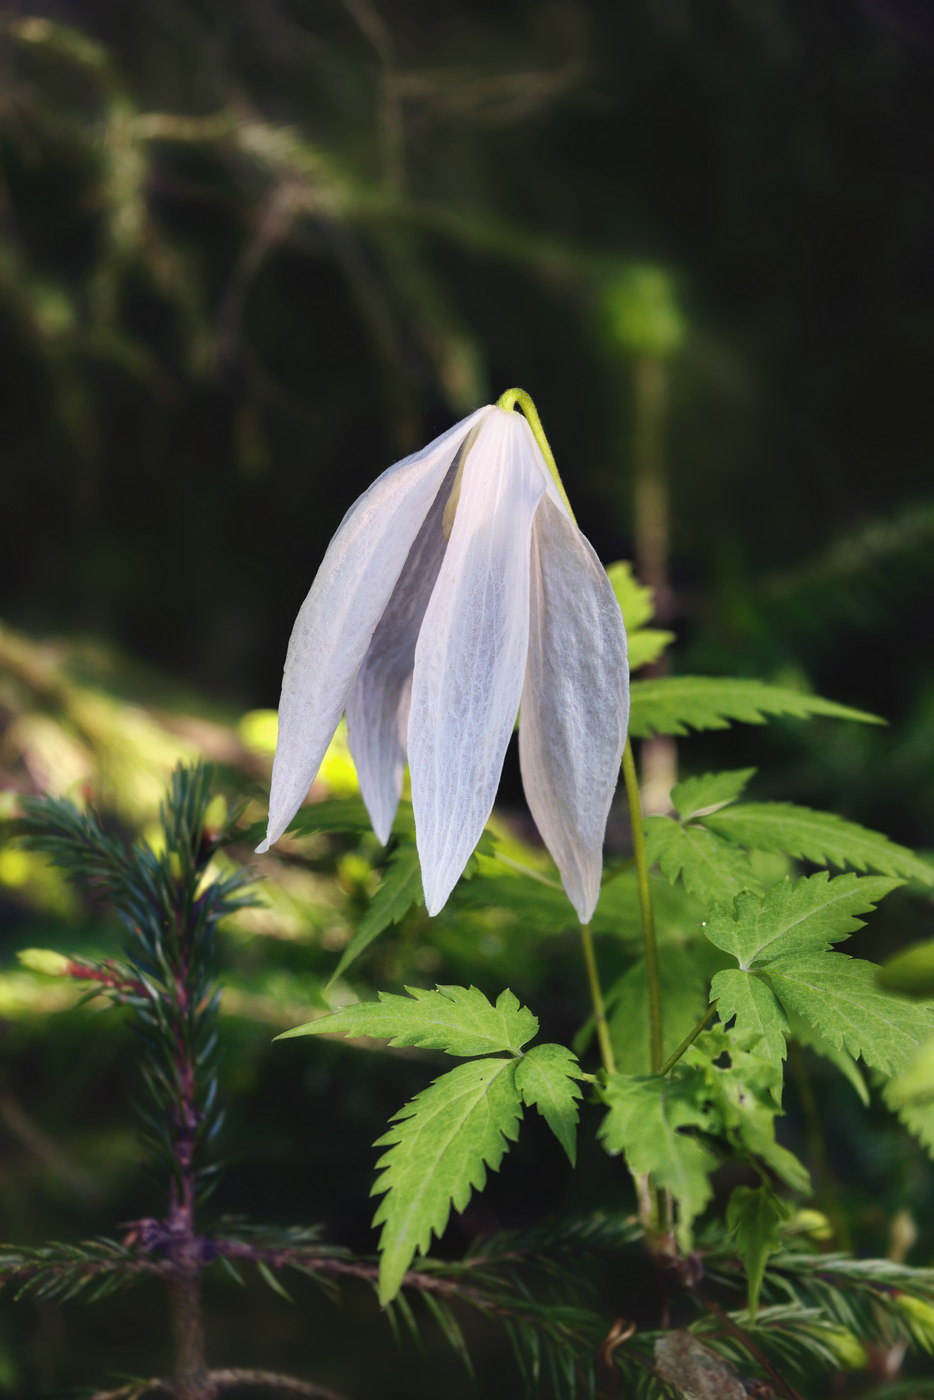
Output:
top-left (788, 1041), bottom-right (852, 1252)
top-left (622, 738), bottom-right (663, 1072)
top-left (632, 352), bottom-right (678, 817)
top-left (580, 922), bottom-right (616, 1075)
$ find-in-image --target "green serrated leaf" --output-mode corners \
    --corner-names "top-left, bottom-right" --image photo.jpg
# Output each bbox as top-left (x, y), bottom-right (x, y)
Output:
top-left (703, 872), bottom-right (901, 970)
top-left (627, 628), bottom-right (676, 670)
top-left (645, 815), bottom-right (761, 908)
top-left (608, 945), bottom-right (708, 1076)
top-left (598, 1074), bottom-right (716, 1247)
top-left (606, 563), bottom-right (674, 669)
top-left (628, 675), bottom-right (883, 739)
top-left (276, 984), bottom-right (538, 1057)
top-left (785, 1007), bottom-right (869, 1106)
top-left (703, 803), bottom-right (934, 886)
top-left (727, 1184), bottom-right (791, 1321)
top-left (372, 1057), bottom-right (522, 1304)
top-left (328, 842), bottom-right (423, 985)
top-left (671, 769), bottom-right (757, 821)
top-left (606, 560), bottom-right (654, 630)
top-left (709, 968), bottom-right (789, 1079)
top-left (768, 952), bottom-right (934, 1076)
top-left (515, 1043), bottom-right (584, 1165)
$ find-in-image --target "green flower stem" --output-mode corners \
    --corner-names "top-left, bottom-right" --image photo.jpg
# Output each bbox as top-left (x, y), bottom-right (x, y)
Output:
top-left (496, 387), bottom-right (577, 523)
top-left (622, 738), bottom-right (663, 1072)
top-left (579, 922), bottom-right (616, 1076)
top-left (656, 1002), bottom-right (718, 1078)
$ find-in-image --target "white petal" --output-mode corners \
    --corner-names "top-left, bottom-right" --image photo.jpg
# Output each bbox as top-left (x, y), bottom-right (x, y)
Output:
top-left (345, 451), bottom-right (457, 843)
top-left (259, 406), bottom-right (492, 852)
top-left (519, 494), bottom-right (629, 923)
top-left (409, 406), bottom-right (546, 915)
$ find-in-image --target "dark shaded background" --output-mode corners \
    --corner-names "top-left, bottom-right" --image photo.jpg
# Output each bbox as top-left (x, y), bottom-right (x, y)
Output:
top-left (3, 0), bottom-right (934, 1393)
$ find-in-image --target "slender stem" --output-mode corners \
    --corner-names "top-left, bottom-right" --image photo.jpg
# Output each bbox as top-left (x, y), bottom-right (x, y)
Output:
top-left (656, 1003), bottom-right (718, 1078)
top-left (496, 387), bottom-right (577, 522)
top-left (492, 849), bottom-right (564, 891)
top-left (579, 922), bottom-right (616, 1076)
top-left (622, 738), bottom-right (663, 1072)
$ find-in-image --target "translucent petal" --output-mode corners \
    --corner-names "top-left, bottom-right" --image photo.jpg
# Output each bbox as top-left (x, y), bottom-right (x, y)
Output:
top-left (259, 406), bottom-right (492, 852)
top-left (345, 452), bottom-right (458, 843)
top-left (409, 407), bottom-right (546, 915)
top-left (519, 494), bottom-right (629, 922)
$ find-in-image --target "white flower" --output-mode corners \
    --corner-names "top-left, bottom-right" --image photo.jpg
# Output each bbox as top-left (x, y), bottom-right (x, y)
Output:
top-left (258, 403), bottom-right (629, 922)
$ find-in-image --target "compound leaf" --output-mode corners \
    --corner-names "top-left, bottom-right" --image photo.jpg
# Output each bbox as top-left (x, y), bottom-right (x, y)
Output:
top-left (671, 768), bottom-right (757, 821)
top-left (598, 1074), bottom-right (716, 1247)
top-left (702, 872), bottom-right (901, 970)
top-left (704, 803), bottom-right (934, 886)
top-left (767, 952), bottom-right (934, 1077)
top-left (628, 676), bottom-right (883, 739)
top-left (514, 1043), bottom-right (584, 1165)
top-left (328, 842), bottom-right (423, 985)
top-left (645, 816), bottom-right (760, 908)
top-left (372, 1057), bottom-right (522, 1303)
top-left (277, 984), bottom-right (538, 1058)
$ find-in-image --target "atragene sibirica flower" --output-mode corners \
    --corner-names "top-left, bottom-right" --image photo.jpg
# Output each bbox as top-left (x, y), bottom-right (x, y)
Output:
top-left (258, 394), bottom-right (629, 923)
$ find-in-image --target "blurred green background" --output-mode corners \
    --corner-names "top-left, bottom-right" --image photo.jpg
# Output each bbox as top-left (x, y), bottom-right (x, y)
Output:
top-left (2, 0), bottom-right (934, 1393)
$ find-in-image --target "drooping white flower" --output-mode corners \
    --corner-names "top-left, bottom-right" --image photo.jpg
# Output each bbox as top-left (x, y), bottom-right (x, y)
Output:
top-left (258, 402), bottom-right (629, 922)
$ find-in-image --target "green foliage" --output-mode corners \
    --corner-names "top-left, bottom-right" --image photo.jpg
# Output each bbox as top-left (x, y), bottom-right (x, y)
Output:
top-left (706, 874), bottom-right (934, 1097)
top-left (703, 871), bottom-right (900, 968)
top-left (767, 955), bottom-right (934, 1077)
top-left (645, 815), bottom-right (761, 908)
top-left (599, 1072), bottom-right (717, 1248)
top-left (328, 841), bottom-right (423, 985)
top-left (704, 803), bottom-right (934, 885)
top-left (514, 1044), bottom-right (584, 1166)
top-left (279, 983), bottom-right (587, 1302)
top-left (605, 560), bottom-right (674, 669)
top-left (670, 768), bottom-right (756, 820)
top-left (372, 1056), bottom-right (523, 1304)
top-left (711, 968), bottom-right (789, 1074)
top-left (628, 675), bottom-right (883, 738)
top-left (682, 1028), bottom-right (810, 1194)
top-left (726, 1185), bottom-right (791, 1321)
top-left (0, 1238), bottom-right (148, 1304)
top-left (599, 1028), bottom-right (807, 1249)
top-left (278, 984), bottom-right (538, 1057)
top-left (606, 945), bottom-right (708, 1076)
top-left (18, 765), bottom-right (256, 1192)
